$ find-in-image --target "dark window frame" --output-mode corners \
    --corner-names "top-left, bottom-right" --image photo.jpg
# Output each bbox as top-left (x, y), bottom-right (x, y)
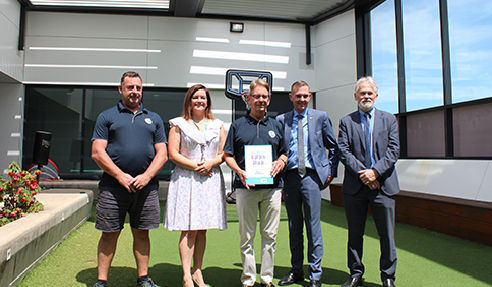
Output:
top-left (356, 0), bottom-right (492, 160)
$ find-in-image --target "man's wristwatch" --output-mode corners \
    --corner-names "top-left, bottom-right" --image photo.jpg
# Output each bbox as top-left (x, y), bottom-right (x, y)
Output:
top-left (279, 158), bottom-right (287, 165)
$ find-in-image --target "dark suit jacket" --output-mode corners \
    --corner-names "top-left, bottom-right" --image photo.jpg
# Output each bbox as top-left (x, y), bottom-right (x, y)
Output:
top-left (338, 108), bottom-right (400, 196)
top-left (277, 108), bottom-right (339, 184)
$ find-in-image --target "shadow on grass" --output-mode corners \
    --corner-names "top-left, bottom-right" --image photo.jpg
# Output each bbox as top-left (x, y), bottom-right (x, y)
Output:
top-left (149, 263), bottom-right (243, 287)
top-left (76, 266), bottom-right (137, 287)
top-left (76, 263), bottom-right (187, 287)
top-left (273, 265), bottom-right (350, 286)
top-left (221, 263), bottom-right (352, 286)
top-left (320, 199), bottom-right (492, 286)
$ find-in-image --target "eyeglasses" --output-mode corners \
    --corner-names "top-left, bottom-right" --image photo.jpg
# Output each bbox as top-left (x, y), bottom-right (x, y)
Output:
top-left (250, 94), bottom-right (270, 100)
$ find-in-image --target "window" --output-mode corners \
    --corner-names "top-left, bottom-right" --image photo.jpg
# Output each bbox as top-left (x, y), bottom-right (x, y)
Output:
top-left (24, 86), bottom-right (185, 178)
top-left (24, 87), bottom-right (84, 174)
top-left (403, 0), bottom-right (443, 111)
top-left (448, 0), bottom-right (492, 104)
top-left (371, 0), bottom-right (398, 114)
top-left (364, 0), bottom-right (492, 159)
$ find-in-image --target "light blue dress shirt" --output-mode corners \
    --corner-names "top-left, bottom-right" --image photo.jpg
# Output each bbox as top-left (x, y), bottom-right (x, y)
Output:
top-left (287, 108), bottom-right (314, 170)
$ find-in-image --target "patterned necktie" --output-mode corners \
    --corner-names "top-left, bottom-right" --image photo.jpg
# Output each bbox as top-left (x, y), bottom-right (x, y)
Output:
top-left (364, 112), bottom-right (372, 168)
top-left (297, 114), bottom-right (306, 177)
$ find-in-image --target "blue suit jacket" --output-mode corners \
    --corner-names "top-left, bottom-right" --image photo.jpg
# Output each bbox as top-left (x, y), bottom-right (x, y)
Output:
top-left (338, 108), bottom-right (400, 196)
top-left (277, 108), bottom-right (339, 184)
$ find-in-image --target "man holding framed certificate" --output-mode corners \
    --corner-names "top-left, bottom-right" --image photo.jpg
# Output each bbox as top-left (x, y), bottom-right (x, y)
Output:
top-left (224, 78), bottom-right (288, 287)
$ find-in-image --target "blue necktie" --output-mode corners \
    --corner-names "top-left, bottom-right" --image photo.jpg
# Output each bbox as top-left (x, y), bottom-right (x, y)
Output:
top-left (297, 114), bottom-right (306, 177)
top-left (364, 113), bottom-right (372, 168)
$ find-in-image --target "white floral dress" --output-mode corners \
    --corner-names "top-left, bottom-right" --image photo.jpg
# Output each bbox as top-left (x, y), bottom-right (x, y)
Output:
top-left (164, 117), bottom-right (227, 231)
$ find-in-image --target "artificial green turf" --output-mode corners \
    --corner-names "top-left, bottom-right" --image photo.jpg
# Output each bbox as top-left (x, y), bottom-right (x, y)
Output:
top-left (18, 200), bottom-right (492, 286)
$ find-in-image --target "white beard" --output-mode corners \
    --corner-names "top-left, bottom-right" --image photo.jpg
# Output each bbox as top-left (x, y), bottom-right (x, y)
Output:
top-left (358, 100), bottom-right (374, 112)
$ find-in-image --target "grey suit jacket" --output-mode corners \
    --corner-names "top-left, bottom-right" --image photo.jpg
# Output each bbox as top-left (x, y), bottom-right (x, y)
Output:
top-left (277, 108), bottom-right (339, 184)
top-left (338, 108), bottom-right (400, 196)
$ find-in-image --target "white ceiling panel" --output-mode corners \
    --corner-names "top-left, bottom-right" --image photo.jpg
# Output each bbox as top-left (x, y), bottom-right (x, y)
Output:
top-left (201, 0), bottom-right (349, 21)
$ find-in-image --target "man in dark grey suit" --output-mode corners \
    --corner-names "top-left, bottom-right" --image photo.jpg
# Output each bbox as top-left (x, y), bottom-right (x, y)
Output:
top-left (338, 76), bottom-right (399, 287)
top-left (277, 81), bottom-right (339, 287)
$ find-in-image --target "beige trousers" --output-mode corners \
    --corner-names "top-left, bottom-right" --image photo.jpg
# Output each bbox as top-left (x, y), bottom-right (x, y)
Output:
top-left (236, 187), bottom-right (282, 286)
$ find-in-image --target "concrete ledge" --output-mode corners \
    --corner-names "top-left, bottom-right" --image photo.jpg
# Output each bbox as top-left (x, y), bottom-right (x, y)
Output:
top-left (40, 180), bottom-right (170, 200)
top-left (0, 190), bottom-right (93, 287)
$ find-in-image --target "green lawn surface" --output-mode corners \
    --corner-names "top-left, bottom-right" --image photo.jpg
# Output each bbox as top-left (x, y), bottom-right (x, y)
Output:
top-left (19, 200), bottom-right (492, 286)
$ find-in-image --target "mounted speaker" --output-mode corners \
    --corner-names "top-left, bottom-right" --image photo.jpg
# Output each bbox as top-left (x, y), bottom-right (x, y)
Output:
top-left (32, 131), bottom-right (52, 166)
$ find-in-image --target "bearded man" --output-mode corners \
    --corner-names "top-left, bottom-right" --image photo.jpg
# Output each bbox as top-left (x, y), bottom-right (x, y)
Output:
top-left (338, 76), bottom-right (400, 287)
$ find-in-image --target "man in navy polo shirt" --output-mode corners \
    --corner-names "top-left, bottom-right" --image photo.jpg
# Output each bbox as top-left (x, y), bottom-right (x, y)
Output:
top-left (224, 78), bottom-right (289, 287)
top-left (91, 71), bottom-right (168, 287)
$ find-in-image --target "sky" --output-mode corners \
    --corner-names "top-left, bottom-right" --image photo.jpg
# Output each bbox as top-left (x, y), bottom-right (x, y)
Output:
top-left (370, 0), bottom-right (492, 114)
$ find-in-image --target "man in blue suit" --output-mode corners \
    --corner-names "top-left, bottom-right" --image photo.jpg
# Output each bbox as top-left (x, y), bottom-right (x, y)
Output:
top-left (338, 77), bottom-right (399, 287)
top-left (277, 81), bottom-right (339, 287)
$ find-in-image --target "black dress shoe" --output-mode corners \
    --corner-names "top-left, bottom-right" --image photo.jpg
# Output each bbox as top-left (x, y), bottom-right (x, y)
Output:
top-left (309, 280), bottom-right (321, 287)
top-left (260, 283), bottom-right (275, 287)
top-left (278, 272), bottom-right (304, 286)
top-left (341, 277), bottom-right (363, 287)
top-left (382, 279), bottom-right (395, 287)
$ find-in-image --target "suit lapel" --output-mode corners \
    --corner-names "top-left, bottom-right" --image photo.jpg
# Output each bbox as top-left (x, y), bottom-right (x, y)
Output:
top-left (307, 109), bottom-right (315, 147)
top-left (352, 111), bottom-right (365, 149)
top-left (372, 108), bottom-right (383, 158)
top-left (285, 110), bottom-right (294, 144)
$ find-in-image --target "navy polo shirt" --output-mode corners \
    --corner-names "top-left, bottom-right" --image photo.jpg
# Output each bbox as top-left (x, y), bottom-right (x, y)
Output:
top-left (92, 101), bottom-right (167, 188)
top-left (224, 113), bottom-right (288, 189)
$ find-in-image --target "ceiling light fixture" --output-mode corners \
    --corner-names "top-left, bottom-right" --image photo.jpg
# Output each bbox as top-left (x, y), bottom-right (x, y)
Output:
top-left (29, 0), bottom-right (170, 9)
top-left (230, 22), bottom-right (244, 33)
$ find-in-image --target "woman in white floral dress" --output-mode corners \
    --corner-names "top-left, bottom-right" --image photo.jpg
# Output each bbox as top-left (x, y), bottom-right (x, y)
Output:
top-left (164, 84), bottom-right (227, 287)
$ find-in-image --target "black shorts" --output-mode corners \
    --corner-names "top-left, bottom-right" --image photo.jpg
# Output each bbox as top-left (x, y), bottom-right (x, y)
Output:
top-left (95, 184), bottom-right (160, 232)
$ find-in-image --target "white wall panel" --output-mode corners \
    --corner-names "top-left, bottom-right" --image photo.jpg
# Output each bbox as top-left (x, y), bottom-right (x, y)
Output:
top-left (264, 22), bottom-right (306, 47)
top-left (0, 0), bottom-right (20, 25)
top-left (316, 84), bottom-right (356, 137)
top-left (148, 16), bottom-right (253, 41)
top-left (24, 36), bottom-right (151, 84)
top-left (315, 10), bottom-right (355, 48)
top-left (314, 10), bottom-right (356, 90)
top-left (26, 12), bottom-right (148, 39)
top-left (476, 162), bottom-right (492, 202)
top-left (396, 159), bottom-right (491, 202)
top-left (0, 83), bottom-right (23, 173)
top-left (0, 0), bottom-right (23, 82)
top-left (315, 35), bottom-right (357, 93)
top-left (24, 12), bottom-right (314, 89)
top-left (313, 9), bottom-right (356, 127)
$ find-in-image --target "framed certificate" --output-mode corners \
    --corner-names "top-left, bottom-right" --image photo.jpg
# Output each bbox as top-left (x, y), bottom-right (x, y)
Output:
top-left (244, 145), bottom-right (273, 185)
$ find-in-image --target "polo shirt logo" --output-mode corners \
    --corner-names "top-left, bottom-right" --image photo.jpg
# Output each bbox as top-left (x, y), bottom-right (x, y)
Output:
top-left (145, 118), bottom-right (153, 125)
top-left (268, 130), bottom-right (275, 138)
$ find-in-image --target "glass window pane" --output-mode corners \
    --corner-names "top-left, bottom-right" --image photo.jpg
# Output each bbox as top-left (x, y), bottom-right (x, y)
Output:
top-left (453, 102), bottom-right (492, 157)
top-left (448, 0), bottom-right (492, 104)
top-left (83, 88), bottom-right (186, 177)
top-left (403, 0), bottom-right (444, 111)
top-left (407, 110), bottom-right (445, 157)
top-left (83, 88), bottom-right (119, 174)
top-left (371, 0), bottom-right (398, 114)
top-left (23, 87), bottom-right (83, 174)
top-left (139, 89), bottom-right (186, 176)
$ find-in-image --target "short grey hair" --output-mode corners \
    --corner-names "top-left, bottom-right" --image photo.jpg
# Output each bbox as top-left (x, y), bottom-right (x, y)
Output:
top-left (355, 76), bottom-right (378, 94)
